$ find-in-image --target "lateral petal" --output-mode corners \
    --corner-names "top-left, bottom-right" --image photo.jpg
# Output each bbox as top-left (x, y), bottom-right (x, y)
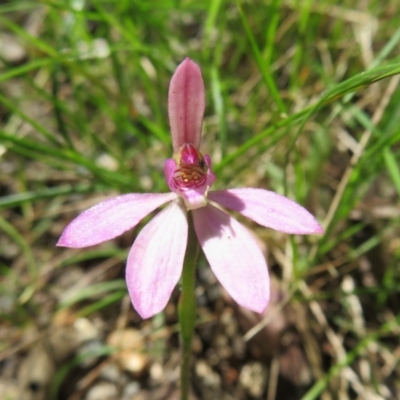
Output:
top-left (193, 204), bottom-right (269, 313)
top-left (57, 192), bottom-right (177, 248)
top-left (168, 58), bottom-right (205, 151)
top-left (126, 200), bottom-right (188, 319)
top-left (209, 188), bottom-right (324, 234)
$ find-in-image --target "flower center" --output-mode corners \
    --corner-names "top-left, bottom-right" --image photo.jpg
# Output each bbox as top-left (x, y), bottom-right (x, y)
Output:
top-left (173, 144), bottom-right (208, 189)
top-left (164, 143), bottom-right (216, 210)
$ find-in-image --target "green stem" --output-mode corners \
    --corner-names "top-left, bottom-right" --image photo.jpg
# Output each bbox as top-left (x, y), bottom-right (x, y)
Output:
top-left (178, 213), bottom-right (198, 400)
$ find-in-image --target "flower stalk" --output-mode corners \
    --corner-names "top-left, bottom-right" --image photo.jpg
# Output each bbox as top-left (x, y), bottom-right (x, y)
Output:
top-left (178, 214), bottom-right (198, 400)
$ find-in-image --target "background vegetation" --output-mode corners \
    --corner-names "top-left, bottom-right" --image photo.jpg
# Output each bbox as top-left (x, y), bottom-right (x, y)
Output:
top-left (0, 0), bottom-right (399, 399)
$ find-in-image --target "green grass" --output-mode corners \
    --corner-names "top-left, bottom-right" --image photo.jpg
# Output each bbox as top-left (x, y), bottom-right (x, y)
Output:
top-left (1, 0), bottom-right (400, 399)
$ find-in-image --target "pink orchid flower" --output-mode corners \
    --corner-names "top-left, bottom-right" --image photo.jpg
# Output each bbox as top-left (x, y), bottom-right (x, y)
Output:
top-left (57, 58), bottom-right (323, 319)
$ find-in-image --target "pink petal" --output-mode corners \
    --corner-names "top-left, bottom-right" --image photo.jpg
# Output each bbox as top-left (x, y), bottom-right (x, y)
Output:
top-left (192, 204), bottom-right (270, 313)
top-left (168, 58), bottom-right (205, 151)
top-left (126, 200), bottom-right (188, 319)
top-left (57, 192), bottom-right (177, 248)
top-left (164, 158), bottom-right (176, 187)
top-left (208, 188), bottom-right (324, 234)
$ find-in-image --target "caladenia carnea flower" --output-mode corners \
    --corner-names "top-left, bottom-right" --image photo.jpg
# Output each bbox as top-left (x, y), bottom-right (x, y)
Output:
top-left (57, 58), bottom-right (323, 319)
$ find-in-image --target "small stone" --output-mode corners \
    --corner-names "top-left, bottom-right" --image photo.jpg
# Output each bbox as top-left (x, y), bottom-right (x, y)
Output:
top-left (78, 340), bottom-right (104, 368)
top-left (239, 362), bottom-right (267, 398)
top-left (85, 381), bottom-right (118, 400)
top-left (149, 363), bottom-right (163, 381)
top-left (195, 360), bottom-right (221, 388)
top-left (107, 329), bottom-right (144, 351)
top-left (107, 329), bottom-right (148, 376)
top-left (96, 153), bottom-right (118, 171)
top-left (99, 363), bottom-right (121, 382)
top-left (74, 318), bottom-right (99, 342)
top-left (122, 381), bottom-right (141, 400)
top-left (0, 34), bottom-right (26, 64)
top-left (118, 351), bottom-right (148, 376)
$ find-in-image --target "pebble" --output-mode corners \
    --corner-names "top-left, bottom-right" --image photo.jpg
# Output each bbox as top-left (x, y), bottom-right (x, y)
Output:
top-left (85, 381), bottom-right (118, 400)
top-left (239, 362), bottom-right (268, 398)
